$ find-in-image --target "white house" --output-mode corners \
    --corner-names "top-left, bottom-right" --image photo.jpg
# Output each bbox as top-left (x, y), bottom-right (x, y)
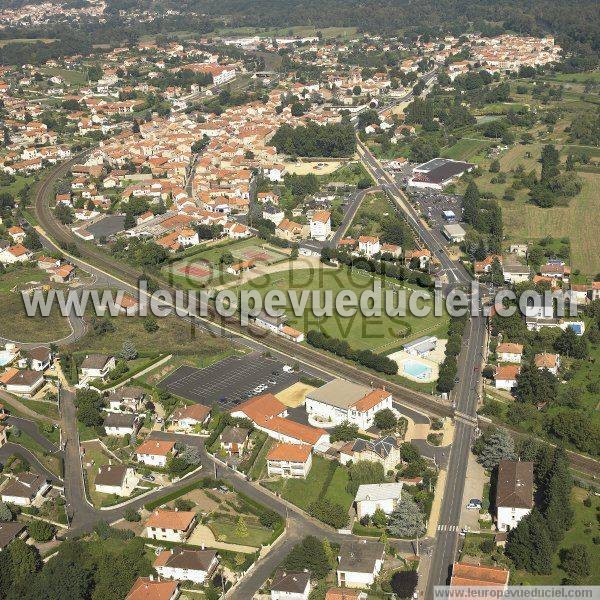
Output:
top-left (25, 347), bottom-right (51, 371)
top-left (80, 354), bottom-right (116, 381)
top-left (171, 403), bottom-right (211, 430)
top-left (177, 228), bottom-right (200, 247)
top-left (496, 343), bottom-right (523, 364)
top-left (0, 368), bottom-right (44, 397)
top-left (494, 365), bottom-right (520, 391)
top-left (154, 548), bottom-right (218, 584)
top-left (0, 244), bottom-right (33, 264)
top-left (144, 509), bottom-right (196, 542)
top-left (358, 236), bottom-right (380, 257)
top-left (271, 570), bottom-right (311, 600)
top-left (534, 352), bottom-right (560, 375)
top-left (309, 210), bottom-right (331, 241)
top-left (337, 540), bottom-right (385, 588)
top-left (94, 464), bottom-right (139, 497)
top-left (267, 443), bottom-right (312, 479)
top-left (305, 379), bottom-right (392, 431)
top-left (136, 439), bottom-right (176, 467)
top-left (108, 386), bottom-right (145, 412)
top-left (103, 412), bottom-right (139, 437)
top-left (0, 473), bottom-right (51, 506)
top-left (503, 263), bottom-right (530, 284)
top-left (354, 482), bottom-right (403, 519)
top-left (496, 460), bottom-right (533, 532)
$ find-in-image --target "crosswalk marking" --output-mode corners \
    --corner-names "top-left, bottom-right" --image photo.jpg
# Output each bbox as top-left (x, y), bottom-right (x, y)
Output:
top-left (437, 524), bottom-right (460, 532)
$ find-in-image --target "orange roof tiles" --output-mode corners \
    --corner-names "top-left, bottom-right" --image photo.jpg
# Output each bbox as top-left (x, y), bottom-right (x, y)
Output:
top-left (145, 509), bottom-right (195, 531)
top-left (232, 393), bottom-right (285, 422)
top-left (267, 442), bottom-right (312, 463)
top-left (126, 577), bottom-right (178, 600)
top-left (136, 439), bottom-right (175, 456)
top-left (353, 389), bottom-right (390, 412)
top-left (450, 562), bottom-right (509, 587)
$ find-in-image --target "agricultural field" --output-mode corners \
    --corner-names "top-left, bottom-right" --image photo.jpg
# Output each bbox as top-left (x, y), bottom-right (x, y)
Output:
top-left (236, 267), bottom-right (447, 352)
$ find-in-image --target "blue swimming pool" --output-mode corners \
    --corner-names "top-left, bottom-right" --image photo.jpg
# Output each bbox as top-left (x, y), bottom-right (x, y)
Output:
top-left (403, 359), bottom-right (433, 380)
top-left (0, 351), bottom-right (14, 367)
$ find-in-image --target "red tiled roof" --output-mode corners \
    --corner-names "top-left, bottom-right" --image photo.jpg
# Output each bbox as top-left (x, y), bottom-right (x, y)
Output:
top-left (144, 509), bottom-right (195, 531)
top-left (267, 442), bottom-right (311, 463)
top-left (126, 577), bottom-right (178, 600)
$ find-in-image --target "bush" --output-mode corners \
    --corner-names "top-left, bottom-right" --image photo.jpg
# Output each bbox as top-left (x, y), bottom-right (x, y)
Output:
top-left (308, 499), bottom-right (348, 529)
top-left (27, 519), bottom-right (56, 542)
top-left (123, 508), bottom-right (141, 522)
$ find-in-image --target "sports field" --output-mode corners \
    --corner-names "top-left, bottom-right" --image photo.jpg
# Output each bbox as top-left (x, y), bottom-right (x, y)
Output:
top-left (237, 267), bottom-right (447, 352)
top-left (165, 238), bottom-right (287, 286)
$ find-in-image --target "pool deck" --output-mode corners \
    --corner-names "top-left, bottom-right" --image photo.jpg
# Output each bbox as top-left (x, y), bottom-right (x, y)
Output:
top-left (387, 350), bottom-right (439, 383)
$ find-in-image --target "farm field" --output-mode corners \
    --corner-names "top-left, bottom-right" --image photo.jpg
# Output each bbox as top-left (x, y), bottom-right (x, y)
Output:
top-left (236, 267), bottom-right (447, 352)
top-left (442, 138), bottom-right (491, 162)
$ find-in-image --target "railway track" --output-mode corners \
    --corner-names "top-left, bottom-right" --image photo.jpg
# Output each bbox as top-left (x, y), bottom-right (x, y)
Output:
top-left (32, 157), bottom-right (600, 477)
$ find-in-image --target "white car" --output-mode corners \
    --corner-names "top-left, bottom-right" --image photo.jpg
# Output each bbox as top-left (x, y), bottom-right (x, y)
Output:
top-left (282, 365), bottom-right (294, 373)
top-left (466, 499), bottom-right (482, 510)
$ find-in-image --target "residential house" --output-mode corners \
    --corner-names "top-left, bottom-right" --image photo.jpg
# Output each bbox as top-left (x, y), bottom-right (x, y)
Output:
top-left (0, 522), bottom-right (27, 551)
top-left (219, 426), bottom-right (249, 455)
top-left (503, 263), bottom-right (530, 285)
top-left (496, 343), bottom-right (523, 364)
top-left (267, 443), bottom-right (312, 479)
top-left (271, 570), bottom-right (311, 600)
top-left (108, 386), bottom-right (145, 412)
top-left (80, 354), bottom-right (116, 381)
top-left (568, 284), bottom-right (589, 306)
top-left (226, 259), bottom-right (255, 276)
top-left (94, 464), bottom-right (139, 497)
top-left (154, 548), bottom-right (218, 584)
top-left (474, 255), bottom-right (502, 278)
top-left (404, 249), bottom-right (431, 270)
top-left (136, 439), bottom-right (176, 467)
top-left (540, 261), bottom-right (570, 280)
top-left (305, 379), bottom-right (392, 431)
top-left (494, 365), bottom-right (520, 391)
top-left (0, 473), bottom-right (51, 506)
top-left (0, 369), bottom-right (44, 397)
top-left (450, 563), bottom-right (509, 589)
top-left (7, 226), bottom-right (25, 243)
top-left (354, 482), bottom-right (403, 519)
top-left (495, 460), bottom-right (534, 532)
top-left (534, 352), bottom-right (560, 375)
top-left (126, 577), bottom-right (179, 600)
top-left (276, 219), bottom-right (307, 242)
top-left (339, 436), bottom-right (400, 472)
top-left (262, 203), bottom-right (285, 226)
top-left (171, 403), bottom-right (211, 430)
top-left (309, 210), bottom-right (331, 241)
top-left (0, 244), bottom-right (33, 264)
top-left (116, 294), bottom-right (139, 316)
top-left (337, 540), bottom-right (385, 588)
top-left (24, 346), bottom-right (51, 371)
top-left (358, 236), bottom-right (380, 257)
top-left (144, 509), bottom-right (196, 542)
top-left (103, 412), bottom-right (140, 437)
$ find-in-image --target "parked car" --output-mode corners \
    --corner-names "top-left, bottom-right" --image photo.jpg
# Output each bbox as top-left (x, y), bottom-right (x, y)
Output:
top-left (282, 365), bottom-right (294, 373)
top-left (466, 499), bottom-right (482, 510)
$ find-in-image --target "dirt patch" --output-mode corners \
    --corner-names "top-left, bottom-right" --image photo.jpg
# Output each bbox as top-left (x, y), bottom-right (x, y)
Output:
top-left (182, 489), bottom-right (220, 513)
top-left (275, 382), bottom-right (315, 408)
top-left (284, 160), bottom-right (343, 176)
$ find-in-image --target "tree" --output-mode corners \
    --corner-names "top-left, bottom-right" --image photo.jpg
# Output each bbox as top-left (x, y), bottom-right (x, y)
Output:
top-left (374, 408), bottom-right (397, 431)
top-left (554, 327), bottom-right (588, 358)
top-left (235, 516), bottom-right (248, 538)
top-left (284, 536), bottom-right (331, 579)
top-left (24, 230), bottom-right (42, 251)
top-left (180, 445), bottom-right (201, 466)
top-left (27, 520), bottom-right (56, 542)
top-left (390, 570), bottom-right (418, 598)
top-left (560, 544), bottom-right (590, 582)
top-left (143, 316), bottom-right (159, 333)
top-left (506, 508), bottom-right (553, 574)
top-left (462, 180), bottom-right (480, 227)
top-left (372, 507), bottom-right (387, 528)
top-left (387, 496), bottom-right (426, 538)
top-left (489, 159), bottom-right (501, 173)
top-left (0, 502), bottom-right (12, 522)
top-left (119, 340), bottom-right (138, 360)
top-left (474, 429), bottom-right (516, 469)
top-left (54, 203), bottom-right (74, 224)
top-left (7, 539), bottom-right (42, 589)
top-left (123, 508), bottom-right (141, 522)
top-left (540, 144), bottom-right (560, 184)
top-left (329, 421), bottom-right (359, 442)
top-left (400, 442), bottom-right (421, 463)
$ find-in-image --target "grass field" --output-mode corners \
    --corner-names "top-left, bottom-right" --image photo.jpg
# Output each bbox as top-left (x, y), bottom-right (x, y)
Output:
top-left (442, 138), bottom-right (491, 162)
top-left (237, 267), bottom-right (446, 352)
top-left (68, 311), bottom-right (233, 358)
top-left (208, 514), bottom-right (272, 547)
top-left (348, 192), bottom-right (394, 239)
top-left (263, 455), bottom-right (337, 510)
top-left (40, 66), bottom-right (87, 86)
top-left (0, 292), bottom-right (72, 343)
top-left (0, 38), bottom-right (56, 47)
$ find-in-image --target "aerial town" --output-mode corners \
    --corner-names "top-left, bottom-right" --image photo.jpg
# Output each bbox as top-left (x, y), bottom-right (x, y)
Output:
top-left (0, 0), bottom-right (598, 598)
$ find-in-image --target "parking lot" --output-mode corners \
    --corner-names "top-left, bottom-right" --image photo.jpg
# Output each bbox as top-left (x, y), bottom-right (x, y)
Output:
top-left (406, 188), bottom-right (464, 244)
top-left (158, 353), bottom-right (300, 409)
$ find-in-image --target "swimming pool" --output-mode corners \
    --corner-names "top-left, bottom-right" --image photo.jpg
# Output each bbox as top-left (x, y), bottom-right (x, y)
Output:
top-left (0, 351), bottom-right (14, 367)
top-left (402, 359), bottom-right (433, 381)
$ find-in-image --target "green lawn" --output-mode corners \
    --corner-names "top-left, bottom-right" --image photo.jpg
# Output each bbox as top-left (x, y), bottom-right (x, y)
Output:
top-left (237, 267), bottom-right (446, 352)
top-left (324, 465), bottom-right (355, 511)
top-left (0, 266), bottom-right (49, 292)
top-left (442, 138), bottom-right (491, 161)
top-left (22, 400), bottom-right (59, 421)
top-left (208, 514), bottom-right (272, 547)
top-left (512, 487), bottom-right (600, 585)
top-left (348, 192), bottom-right (395, 239)
top-left (263, 455), bottom-right (337, 510)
